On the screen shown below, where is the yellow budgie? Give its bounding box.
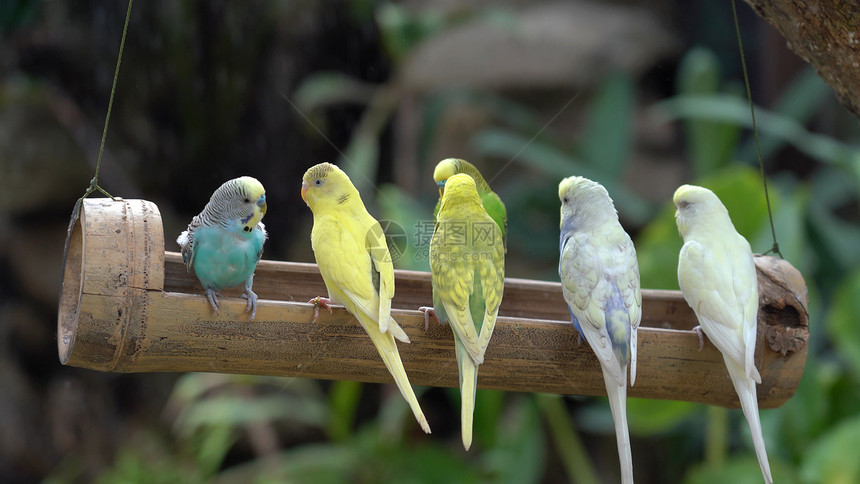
[422,173,505,450]
[301,162,430,434]
[674,184,772,484]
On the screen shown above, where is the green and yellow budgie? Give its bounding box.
[674,184,772,484]
[301,162,430,434]
[421,173,505,450]
[177,176,268,321]
[433,158,507,250]
[558,176,641,484]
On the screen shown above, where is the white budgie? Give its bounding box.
[558,176,641,484]
[674,184,772,484]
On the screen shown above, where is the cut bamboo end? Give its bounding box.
[58,198,164,368]
[58,198,809,409]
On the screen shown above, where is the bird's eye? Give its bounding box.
[244,198,250,203]
[678,200,690,209]
[314,179,323,186]
[562,197,569,204]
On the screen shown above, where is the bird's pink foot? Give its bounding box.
[692,325,705,351]
[309,296,334,323]
[418,306,439,331]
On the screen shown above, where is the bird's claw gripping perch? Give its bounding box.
[205,289,221,315]
[418,306,439,332]
[242,290,259,321]
[309,296,334,323]
[692,325,705,351]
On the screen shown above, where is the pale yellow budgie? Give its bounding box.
[674,184,772,484]
[301,162,430,434]
[558,176,641,484]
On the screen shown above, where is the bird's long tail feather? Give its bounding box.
[456,337,478,450]
[727,359,772,484]
[604,370,633,484]
[361,313,431,434]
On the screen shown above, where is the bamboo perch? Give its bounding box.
[58,199,809,408]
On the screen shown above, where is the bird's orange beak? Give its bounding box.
[301,180,309,203]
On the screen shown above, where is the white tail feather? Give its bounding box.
[726,358,772,484]
[604,370,633,484]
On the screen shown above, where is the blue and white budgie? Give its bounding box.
[558,176,641,484]
[674,184,772,484]
[177,176,268,321]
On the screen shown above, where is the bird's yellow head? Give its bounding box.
[238,176,267,231]
[673,184,728,237]
[439,173,481,211]
[433,158,490,198]
[558,175,615,230]
[301,162,357,212]
[209,176,266,232]
[433,158,460,196]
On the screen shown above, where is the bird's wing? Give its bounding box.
[560,232,626,385]
[366,220,395,334]
[430,219,483,364]
[177,215,202,272]
[476,222,505,355]
[678,240,748,367]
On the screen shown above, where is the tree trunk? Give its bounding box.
[743,0,860,118]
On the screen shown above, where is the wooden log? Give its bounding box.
[59,198,809,409]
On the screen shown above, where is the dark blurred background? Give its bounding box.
[2,1,859,483]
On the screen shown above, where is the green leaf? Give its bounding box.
[483,395,546,484]
[676,47,739,177]
[806,169,860,273]
[627,398,699,435]
[375,3,446,63]
[190,425,237,478]
[376,384,430,440]
[376,183,433,271]
[774,356,828,460]
[177,395,328,434]
[581,72,635,179]
[340,128,380,196]
[677,47,721,96]
[374,442,481,484]
[653,94,857,168]
[328,380,363,442]
[738,67,832,163]
[211,444,357,484]
[472,128,655,224]
[472,389,505,449]
[634,199,684,290]
[828,270,860,377]
[536,393,600,484]
[293,72,376,114]
[753,181,807,272]
[683,455,797,484]
[419,89,549,169]
[801,414,860,484]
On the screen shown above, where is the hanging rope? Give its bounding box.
[68,0,133,225]
[731,0,782,258]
